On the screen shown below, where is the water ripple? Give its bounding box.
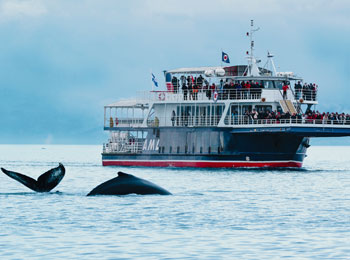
[0,145,349,259]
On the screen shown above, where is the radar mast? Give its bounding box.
[247,20,260,77]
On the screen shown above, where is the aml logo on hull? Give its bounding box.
[142,139,160,151]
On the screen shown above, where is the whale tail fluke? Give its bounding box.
[1,168,39,191]
[1,164,65,192]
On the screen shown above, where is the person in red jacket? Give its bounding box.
[282,82,289,99]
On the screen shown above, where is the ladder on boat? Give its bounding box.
[279,100,298,114]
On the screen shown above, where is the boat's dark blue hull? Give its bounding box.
[102,127,309,168]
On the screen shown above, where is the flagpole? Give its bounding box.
[220,48,223,67]
[150,69,154,92]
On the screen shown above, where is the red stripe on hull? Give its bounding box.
[102,160,302,168]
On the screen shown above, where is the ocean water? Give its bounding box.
[0,145,349,260]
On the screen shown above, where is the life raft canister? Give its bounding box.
[213,91,218,102]
[158,92,165,101]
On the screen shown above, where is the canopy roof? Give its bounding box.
[166,66,223,74]
[230,75,303,81]
[105,99,148,108]
[166,66,301,81]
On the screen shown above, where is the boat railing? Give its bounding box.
[143,89,269,102]
[103,140,144,154]
[147,115,221,127]
[107,118,144,128]
[224,116,350,126]
[140,88,318,103]
[294,89,317,102]
[140,88,314,103]
[145,115,350,128]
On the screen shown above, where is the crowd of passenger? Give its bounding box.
[170,75,318,101]
[231,109,350,125]
[294,81,318,101]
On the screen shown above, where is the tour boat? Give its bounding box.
[102,21,350,168]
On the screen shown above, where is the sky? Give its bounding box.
[0,0,349,144]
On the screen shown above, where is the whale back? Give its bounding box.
[87,172,171,196]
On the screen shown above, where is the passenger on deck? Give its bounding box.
[223,82,229,100]
[302,83,308,100]
[209,83,216,99]
[251,109,258,123]
[294,81,302,99]
[187,76,193,100]
[252,81,257,93]
[180,75,186,87]
[182,83,188,100]
[307,83,314,100]
[172,76,179,93]
[193,84,198,100]
[282,82,289,99]
[197,75,204,92]
[206,87,211,100]
[186,75,192,89]
[245,81,251,99]
[256,81,263,98]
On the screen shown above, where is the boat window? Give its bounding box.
[147,108,155,121]
[230,105,238,111]
[228,105,239,117]
[273,81,283,89]
[199,107,206,126]
[255,105,273,113]
[242,105,252,114]
[264,81,274,89]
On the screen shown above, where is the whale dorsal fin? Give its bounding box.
[117,172,133,178]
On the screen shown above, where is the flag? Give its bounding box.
[152,73,158,87]
[222,51,230,63]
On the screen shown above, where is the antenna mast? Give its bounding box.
[247,20,260,76]
[266,51,277,76]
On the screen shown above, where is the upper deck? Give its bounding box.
[104,35,327,134]
[103,85,350,138]
[103,62,327,132]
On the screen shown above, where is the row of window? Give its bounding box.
[158,145,223,154]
